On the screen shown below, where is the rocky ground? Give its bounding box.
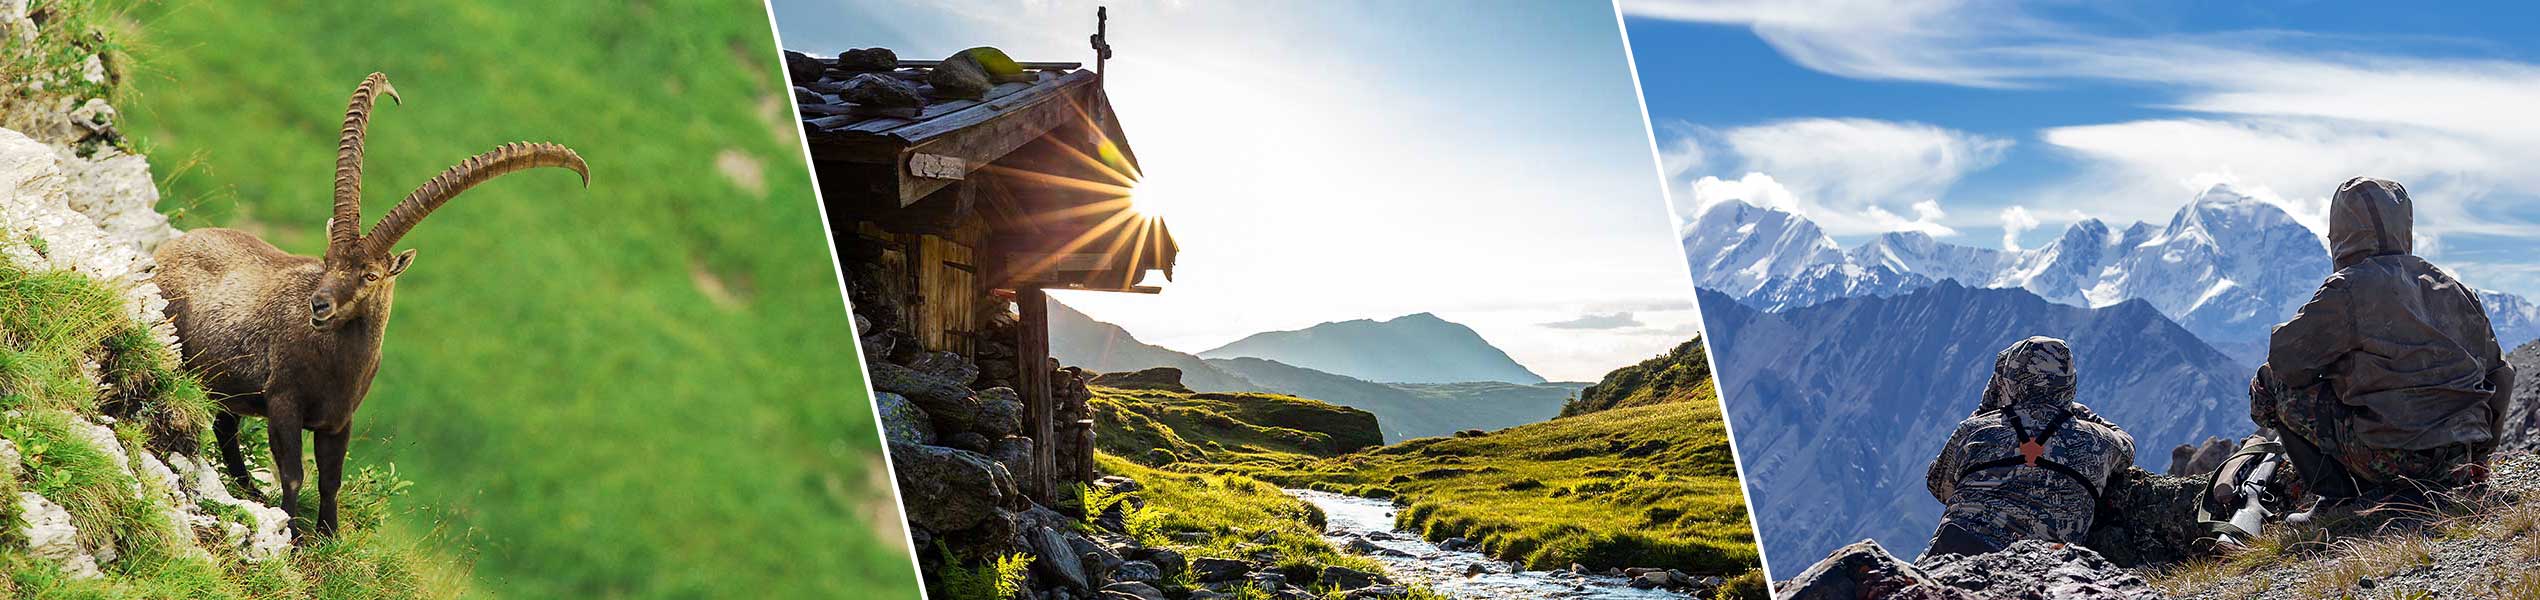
[2150,450,2540,599]
[2,1,298,579]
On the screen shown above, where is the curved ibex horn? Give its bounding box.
[331,73,400,257]
[362,142,589,255]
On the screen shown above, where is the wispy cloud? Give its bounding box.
[1540,312,1647,330]
[1626,0,2540,241]
[1675,118,2007,236]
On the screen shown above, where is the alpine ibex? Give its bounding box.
[154,73,587,539]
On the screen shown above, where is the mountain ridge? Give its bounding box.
[1683,184,2540,362]
[1050,300,1572,441]
[1198,312,1549,384]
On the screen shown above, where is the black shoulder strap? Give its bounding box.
[1957,409,2102,503]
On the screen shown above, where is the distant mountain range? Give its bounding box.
[1699,283,2249,577]
[1048,300,1576,441]
[1198,313,1549,384]
[1686,184,2540,364]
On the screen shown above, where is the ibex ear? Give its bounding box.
[387,249,418,276]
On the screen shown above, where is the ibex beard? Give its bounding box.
[153,72,588,540]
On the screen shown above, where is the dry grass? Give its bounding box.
[2300,535,2437,597]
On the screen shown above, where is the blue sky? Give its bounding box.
[773,1,1692,380]
[1624,0,2540,299]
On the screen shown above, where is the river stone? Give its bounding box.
[1191,557,1249,582]
[888,443,1011,533]
[1246,572,1286,591]
[974,387,1024,436]
[1343,586,1412,600]
[1102,581,1166,600]
[1321,565,1380,591]
[874,392,933,446]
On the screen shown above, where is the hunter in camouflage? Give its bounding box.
[2249,177,2517,501]
[1922,336,2136,559]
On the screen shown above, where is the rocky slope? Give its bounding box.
[1700,283,2247,578]
[2502,339,2540,455]
[1199,313,1547,384]
[1686,184,2540,365]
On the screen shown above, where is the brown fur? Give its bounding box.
[152,73,585,539]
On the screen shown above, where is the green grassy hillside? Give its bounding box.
[105,0,913,596]
[1269,400,1757,576]
[1090,386,1381,468]
[1560,337,1714,417]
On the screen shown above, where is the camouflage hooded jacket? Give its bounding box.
[1925,336,2136,549]
[2266,177,2514,452]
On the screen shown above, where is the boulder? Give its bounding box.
[782,50,823,83]
[887,443,1012,533]
[1245,572,1286,592]
[1113,560,1162,583]
[989,436,1033,484]
[1914,540,2162,599]
[842,73,924,110]
[974,387,1025,437]
[1090,367,1189,392]
[874,392,933,446]
[1099,582,1167,600]
[2167,436,2235,476]
[868,360,973,409]
[1776,540,1935,600]
[1140,548,1184,578]
[2084,467,2211,567]
[909,351,982,385]
[928,52,992,99]
[836,47,897,72]
[1630,571,1669,589]
[945,431,992,454]
[1030,526,1092,592]
[1190,557,1249,582]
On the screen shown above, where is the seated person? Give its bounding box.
[2249,177,2515,516]
[1924,336,2136,558]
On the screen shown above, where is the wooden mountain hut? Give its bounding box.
[791,34,1172,502]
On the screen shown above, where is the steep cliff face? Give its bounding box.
[1701,283,2247,577]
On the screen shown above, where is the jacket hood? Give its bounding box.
[2330,177,2414,268]
[1979,336,2077,411]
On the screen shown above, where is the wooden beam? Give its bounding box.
[1017,287,1056,504]
[908,153,966,179]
